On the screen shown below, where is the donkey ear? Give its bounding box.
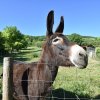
[55,16,64,33]
[46,10,54,37]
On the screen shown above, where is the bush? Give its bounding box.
[68,33,83,45]
[96,47,100,53]
[96,47,100,58]
[33,53,39,58]
[35,41,43,48]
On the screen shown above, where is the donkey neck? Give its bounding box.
[38,50,59,82]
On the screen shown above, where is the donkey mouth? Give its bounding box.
[73,60,87,69]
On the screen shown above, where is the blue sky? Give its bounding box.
[0,0,100,37]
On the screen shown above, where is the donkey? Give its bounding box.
[13,10,88,100]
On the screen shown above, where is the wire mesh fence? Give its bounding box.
[0,58,100,100]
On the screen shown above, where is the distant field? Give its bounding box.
[0,46,100,99]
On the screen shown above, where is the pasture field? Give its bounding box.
[0,46,100,100]
[52,59,100,99]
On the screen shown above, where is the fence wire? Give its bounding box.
[1,59,100,100]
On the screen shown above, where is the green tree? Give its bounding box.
[2,26,27,53]
[94,37,100,47]
[68,33,83,45]
[24,35,33,46]
[82,37,100,47]
[0,32,6,55]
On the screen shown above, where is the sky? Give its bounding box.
[0,0,100,37]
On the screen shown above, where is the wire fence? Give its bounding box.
[0,57,100,100]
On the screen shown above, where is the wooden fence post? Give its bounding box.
[2,57,13,100]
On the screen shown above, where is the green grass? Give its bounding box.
[52,59,100,99]
[12,46,41,62]
[0,47,100,99]
[0,46,41,74]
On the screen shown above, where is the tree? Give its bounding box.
[2,26,28,53]
[82,37,100,47]
[24,35,33,46]
[94,37,100,47]
[68,33,83,45]
[0,32,6,55]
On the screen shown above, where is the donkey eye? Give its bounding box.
[53,39,59,42]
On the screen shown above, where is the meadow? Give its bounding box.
[0,46,100,100]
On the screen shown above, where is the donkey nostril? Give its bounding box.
[79,53,84,57]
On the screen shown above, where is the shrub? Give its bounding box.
[96,47,100,59]
[96,47,100,53]
[35,41,43,48]
[33,53,39,58]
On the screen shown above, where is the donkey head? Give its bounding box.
[44,10,88,69]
